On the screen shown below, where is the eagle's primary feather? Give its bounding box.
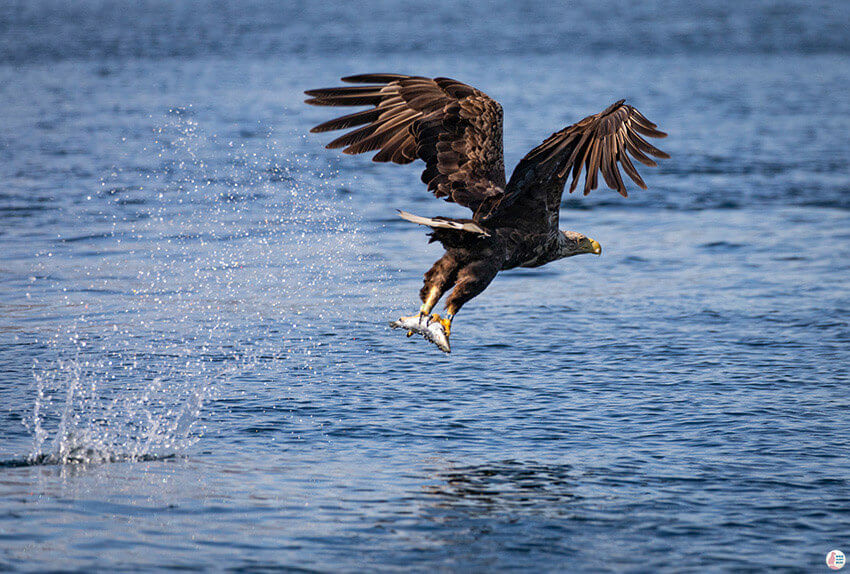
[306,75,506,220]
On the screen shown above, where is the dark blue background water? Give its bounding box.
[1,1,849,571]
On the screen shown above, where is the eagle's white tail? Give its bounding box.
[397,210,489,236]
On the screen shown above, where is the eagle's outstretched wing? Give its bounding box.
[503,100,668,226]
[305,74,506,219]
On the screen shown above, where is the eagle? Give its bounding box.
[305,74,668,353]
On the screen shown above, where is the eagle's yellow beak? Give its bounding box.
[588,238,602,255]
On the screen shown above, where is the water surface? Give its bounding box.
[1,1,849,572]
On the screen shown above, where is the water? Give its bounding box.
[1,1,849,571]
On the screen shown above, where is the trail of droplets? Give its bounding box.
[26,107,367,464]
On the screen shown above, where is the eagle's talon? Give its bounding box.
[439,316,452,337]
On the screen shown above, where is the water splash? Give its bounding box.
[23,106,366,465]
[25,357,211,465]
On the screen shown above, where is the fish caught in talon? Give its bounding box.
[390,313,451,353]
[308,73,667,352]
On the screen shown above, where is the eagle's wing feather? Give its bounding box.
[306,75,507,219]
[502,101,668,226]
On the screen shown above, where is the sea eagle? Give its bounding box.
[305,74,668,352]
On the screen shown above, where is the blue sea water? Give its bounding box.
[1,1,849,571]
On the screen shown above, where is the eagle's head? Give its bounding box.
[558,230,602,258]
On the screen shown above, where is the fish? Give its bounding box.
[389,314,451,353]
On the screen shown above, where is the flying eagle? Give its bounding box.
[305,74,668,352]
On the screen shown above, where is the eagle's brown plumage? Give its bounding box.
[305,74,668,352]
[306,74,506,219]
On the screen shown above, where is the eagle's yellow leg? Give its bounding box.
[420,286,441,316]
[440,305,458,337]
